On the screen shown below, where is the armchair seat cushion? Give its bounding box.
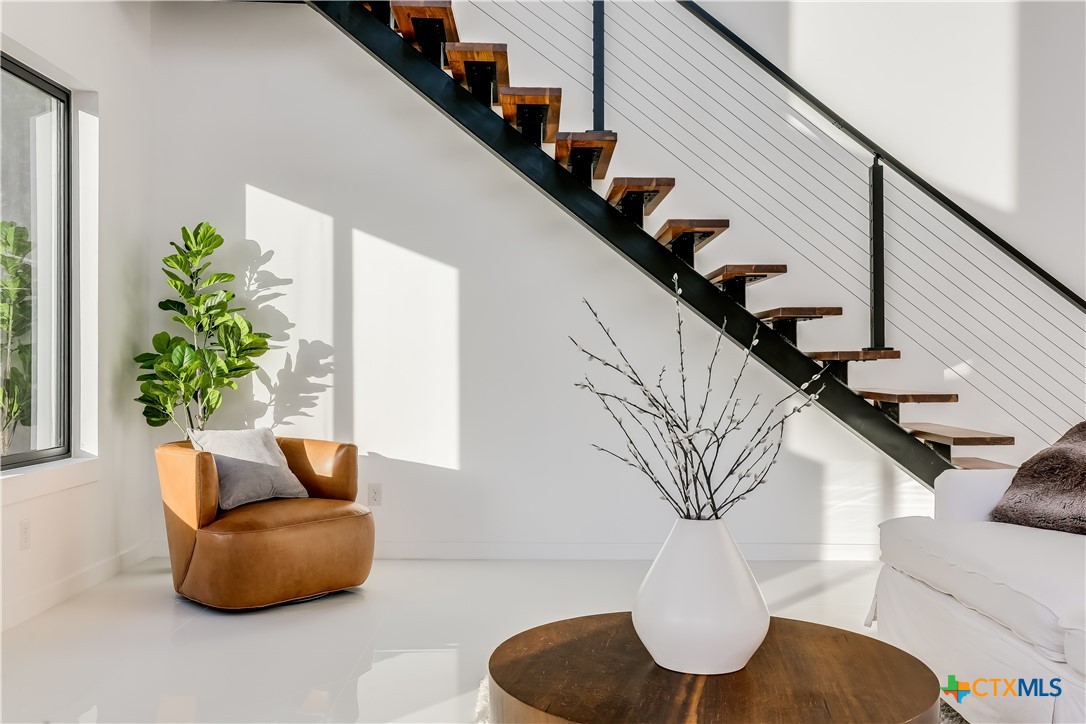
[180,499,375,609]
[206,497,371,534]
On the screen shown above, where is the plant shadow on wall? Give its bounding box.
[226,238,335,430]
[134,225,333,435]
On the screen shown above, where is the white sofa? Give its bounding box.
[870,468,1085,724]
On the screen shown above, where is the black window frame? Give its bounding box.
[1,52,72,470]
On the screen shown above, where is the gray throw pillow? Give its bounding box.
[990,421,1086,535]
[189,428,309,511]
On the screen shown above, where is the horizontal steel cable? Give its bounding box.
[471,0,1071,441]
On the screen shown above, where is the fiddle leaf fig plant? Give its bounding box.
[0,221,33,454]
[134,222,270,437]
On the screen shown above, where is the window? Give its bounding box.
[1,54,70,468]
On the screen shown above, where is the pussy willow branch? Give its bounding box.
[584,379,686,515]
[571,280,822,520]
[579,376,686,502]
[674,277,690,426]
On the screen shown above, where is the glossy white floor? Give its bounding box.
[2,558,882,723]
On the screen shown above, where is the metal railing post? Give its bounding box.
[868,155,890,351]
[592,0,605,131]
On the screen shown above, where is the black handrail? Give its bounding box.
[679,0,1086,314]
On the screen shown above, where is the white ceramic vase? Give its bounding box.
[632,518,770,675]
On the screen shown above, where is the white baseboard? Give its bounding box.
[2,540,156,631]
[374,540,881,561]
[739,543,881,561]
[375,540,662,560]
[144,538,170,559]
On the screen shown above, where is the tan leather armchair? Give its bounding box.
[155,437,375,609]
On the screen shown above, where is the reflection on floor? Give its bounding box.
[2,558,882,723]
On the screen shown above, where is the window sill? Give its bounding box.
[2,455,100,507]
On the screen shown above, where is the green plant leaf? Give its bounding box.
[201,273,235,288]
[162,254,191,275]
[203,389,222,416]
[152,331,171,353]
[170,344,198,369]
[158,299,187,314]
[172,315,199,331]
[167,278,194,298]
[154,360,180,380]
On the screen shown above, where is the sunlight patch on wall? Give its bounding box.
[244,184,334,438]
[944,359,976,383]
[352,230,460,470]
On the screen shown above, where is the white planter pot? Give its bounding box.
[632,518,770,675]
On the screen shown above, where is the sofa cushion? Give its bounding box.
[991,421,1086,534]
[880,516,1086,662]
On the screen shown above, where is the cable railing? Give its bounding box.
[467,0,1086,449]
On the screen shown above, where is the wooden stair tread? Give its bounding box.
[391,1,459,43]
[656,219,730,251]
[905,423,1015,446]
[499,87,562,143]
[854,389,958,403]
[606,177,676,215]
[807,349,901,362]
[446,43,510,98]
[755,307,843,322]
[953,457,1017,470]
[705,264,786,285]
[555,132,618,179]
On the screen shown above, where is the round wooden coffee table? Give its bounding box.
[489,613,938,723]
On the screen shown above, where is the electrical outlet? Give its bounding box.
[19,519,31,551]
[367,483,383,507]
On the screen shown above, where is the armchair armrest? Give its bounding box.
[277,437,359,501]
[155,442,220,529]
[934,468,1017,522]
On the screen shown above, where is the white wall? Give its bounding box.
[1,3,156,628]
[148,0,931,562]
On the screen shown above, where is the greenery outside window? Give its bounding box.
[1,54,70,468]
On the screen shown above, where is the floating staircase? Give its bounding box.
[807,349,901,386]
[755,307,843,347]
[390,0,458,66]
[310,0,1023,485]
[705,263,784,307]
[656,219,730,266]
[904,423,1015,462]
[446,42,509,105]
[606,177,675,228]
[499,87,562,147]
[555,131,617,185]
